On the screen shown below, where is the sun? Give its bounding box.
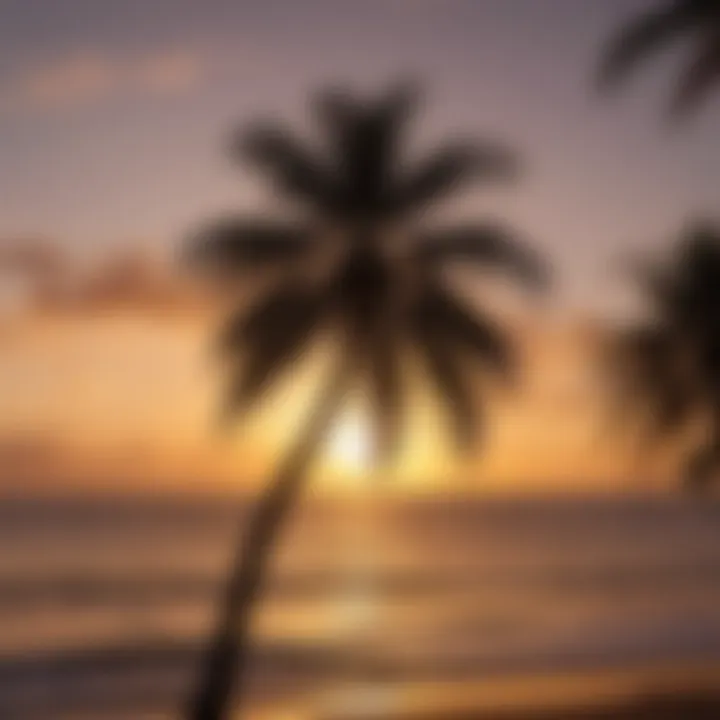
[326,410,372,474]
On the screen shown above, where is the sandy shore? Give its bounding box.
[313,693,720,719]
[297,666,720,720]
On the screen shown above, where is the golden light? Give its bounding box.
[325,408,373,477]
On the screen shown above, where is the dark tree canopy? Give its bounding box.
[599,0,720,116]
[188,84,547,463]
[609,222,720,491]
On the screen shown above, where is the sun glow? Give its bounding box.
[325,410,373,475]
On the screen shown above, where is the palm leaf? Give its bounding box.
[416,223,548,290]
[332,247,403,462]
[414,283,515,382]
[645,361,696,438]
[683,440,720,491]
[220,284,326,419]
[340,113,392,214]
[612,326,695,440]
[682,222,720,262]
[377,81,420,129]
[599,2,697,90]
[314,87,362,138]
[333,248,393,344]
[237,124,336,211]
[412,321,479,451]
[317,83,417,152]
[321,84,419,217]
[671,31,720,115]
[623,255,678,318]
[392,143,517,215]
[673,225,720,326]
[366,329,403,464]
[188,219,315,272]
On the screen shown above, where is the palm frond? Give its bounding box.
[220,284,326,419]
[219,283,323,355]
[188,219,315,273]
[366,330,404,465]
[237,124,336,211]
[623,256,678,317]
[611,326,696,440]
[392,143,517,215]
[332,246,403,461]
[314,87,362,139]
[333,248,393,343]
[317,83,417,152]
[671,32,720,115]
[340,114,393,214]
[598,2,697,90]
[645,363,696,438]
[377,81,421,128]
[683,440,720,491]
[322,84,419,217]
[672,225,720,326]
[412,322,479,451]
[679,222,720,271]
[414,283,515,381]
[416,223,548,290]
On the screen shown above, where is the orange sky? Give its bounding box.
[4,0,718,495]
[0,247,676,495]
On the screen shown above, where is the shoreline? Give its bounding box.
[296,665,720,720]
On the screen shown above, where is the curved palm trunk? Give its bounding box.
[187,357,352,720]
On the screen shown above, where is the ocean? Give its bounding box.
[2,492,720,719]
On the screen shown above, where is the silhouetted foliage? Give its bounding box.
[185,83,547,720]
[192,84,546,460]
[599,0,720,116]
[609,222,720,492]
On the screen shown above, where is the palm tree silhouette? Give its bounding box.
[599,0,720,116]
[185,84,547,720]
[609,222,720,492]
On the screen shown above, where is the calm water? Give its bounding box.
[2,493,720,719]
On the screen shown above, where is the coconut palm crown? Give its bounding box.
[184,84,547,720]
[610,222,720,491]
[599,0,720,116]
[191,85,547,460]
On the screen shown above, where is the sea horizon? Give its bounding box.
[3,490,720,718]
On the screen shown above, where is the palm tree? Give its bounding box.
[185,84,547,720]
[598,0,720,116]
[608,222,720,492]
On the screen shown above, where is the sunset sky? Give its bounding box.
[1,0,717,493]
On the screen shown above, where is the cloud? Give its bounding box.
[0,434,100,489]
[37,251,207,317]
[0,238,68,317]
[0,434,67,473]
[7,47,207,112]
[0,433,140,487]
[136,49,204,95]
[45,251,203,316]
[18,51,117,109]
[0,429,258,491]
[0,238,66,278]
[0,239,206,318]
